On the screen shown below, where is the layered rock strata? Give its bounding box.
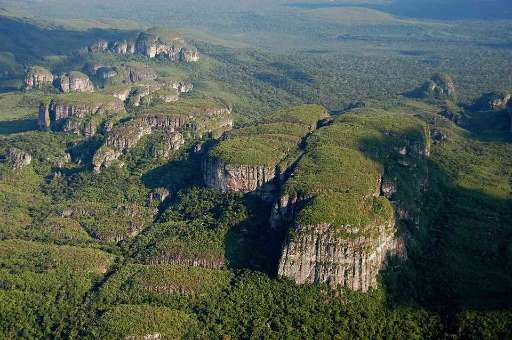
[276,111,430,291]
[93,103,232,171]
[203,105,329,197]
[38,94,125,135]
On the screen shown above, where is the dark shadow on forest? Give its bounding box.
[0,14,135,74]
[0,118,37,135]
[356,133,512,316]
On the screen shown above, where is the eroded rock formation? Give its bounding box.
[417,74,456,99]
[57,72,94,93]
[93,104,232,171]
[24,66,53,90]
[4,147,32,170]
[88,31,199,63]
[275,111,430,291]
[38,95,125,135]
[203,158,276,193]
[203,105,329,198]
[278,220,402,291]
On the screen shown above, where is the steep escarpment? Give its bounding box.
[203,105,329,197]
[276,110,431,291]
[93,98,232,171]
[85,63,159,88]
[38,93,125,135]
[88,30,199,63]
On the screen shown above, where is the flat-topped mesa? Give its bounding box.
[57,71,95,93]
[92,99,232,172]
[276,110,431,291]
[38,93,125,135]
[23,66,54,90]
[88,30,199,63]
[203,105,329,197]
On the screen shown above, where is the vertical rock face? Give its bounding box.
[203,157,276,193]
[203,104,329,197]
[38,102,50,130]
[87,31,199,63]
[24,66,54,90]
[37,95,125,134]
[57,72,94,93]
[275,111,430,291]
[278,221,402,291]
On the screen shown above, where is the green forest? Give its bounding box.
[0,1,511,339]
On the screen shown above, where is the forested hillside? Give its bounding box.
[0,2,511,339]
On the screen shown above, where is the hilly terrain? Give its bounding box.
[0,1,511,339]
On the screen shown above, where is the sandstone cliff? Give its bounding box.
[416,74,456,100]
[38,94,125,135]
[203,105,329,197]
[278,220,402,291]
[93,102,232,171]
[88,31,199,63]
[57,71,94,93]
[203,157,276,193]
[276,110,430,291]
[24,66,53,90]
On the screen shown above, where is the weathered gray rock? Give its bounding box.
[4,147,32,170]
[488,92,511,110]
[278,221,403,291]
[88,31,199,63]
[57,72,94,93]
[152,131,184,158]
[38,95,125,135]
[24,66,54,90]
[419,74,456,99]
[203,157,276,193]
[148,188,171,204]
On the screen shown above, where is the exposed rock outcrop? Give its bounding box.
[151,131,185,158]
[278,220,402,291]
[38,94,125,135]
[415,74,456,100]
[275,111,430,291]
[57,72,94,93]
[93,103,232,171]
[203,105,329,197]
[148,188,171,204]
[24,66,53,90]
[88,31,199,63]
[203,157,276,193]
[489,92,511,110]
[4,147,32,170]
